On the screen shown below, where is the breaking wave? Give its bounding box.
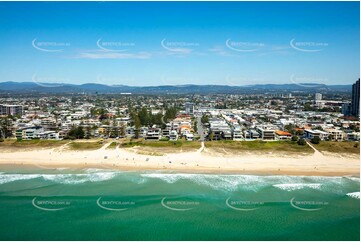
[0,174,42,185]
[0,171,119,185]
[273,183,322,191]
[346,192,360,199]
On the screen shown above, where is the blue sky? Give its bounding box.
[0,1,359,86]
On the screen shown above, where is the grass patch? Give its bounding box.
[313,141,360,154]
[205,140,313,153]
[106,142,118,149]
[0,139,69,148]
[68,141,103,150]
[120,139,200,149]
[136,150,164,156]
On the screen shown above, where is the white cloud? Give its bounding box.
[74,51,151,59]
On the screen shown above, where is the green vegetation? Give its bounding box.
[68,141,103,150]
[311,136,321,144]
[314,141,360,154]
[0,117,14,138]
[106,142,118,149]
[130,106,178,130]
[67,126,85,139]
[205,140,312,153]
[0,139,69,148]
[121,139,200,149]
[291,136,298,142]
[297,138,306,146]
[201,114,209,124]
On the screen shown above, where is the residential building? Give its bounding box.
[232,126,243,141]
[185,133,194,141]
[315,93,322,101]
[342,102,352,116]
[351,78,360,117]
[145,128,161,140]
[304,129,329,140]
[275,130,292,140]
[16,126,44,140]
[0,104,23,116]
[256,127,275,140]
[169,130,178,141]
[324,128,343,141]
[185,102,194,114]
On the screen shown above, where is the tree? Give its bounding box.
[284,124,295,134]
[120,123,126,137]
[209,133,214,141]
[193,120,198,133]
[134,116,141,138]
[0,117,13,138]
[296,129,304,136]
[68,126,85,139]
[201,114,209,124]
[164,107,177,121]
[138,107,150,126]
[85,126,91,139]
[291,136,299,142]
[311,136,321,144]
[297,138,306,145]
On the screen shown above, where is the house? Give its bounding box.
[232,126,243,141]
[145,128,161,140]
[324,128,343,141]
[38,131,61,140]
[185,133,194,141]
[343,130,360,141]
[304,129,329,140]
[162,129,170,138]
[275,130,292,140]
[15,126,44,140]
[243,129,260,140]
[169,130,178,141]
[256,127,275,140]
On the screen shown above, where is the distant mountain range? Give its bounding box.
[0,81,352,94]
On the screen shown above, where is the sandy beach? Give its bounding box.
[0,142,359,176]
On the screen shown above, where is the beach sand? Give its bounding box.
[0,142,359,176]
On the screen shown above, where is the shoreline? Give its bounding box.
[0,144,359,177]
[0,163,359,177]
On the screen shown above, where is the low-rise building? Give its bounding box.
[16,126,44,140]
[275,130,292,140]
[304,129,329,140]
[256,127,275,140]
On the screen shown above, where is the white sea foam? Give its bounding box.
[273,183,322,191]
[140,173,292,191]
[346,192,360,199]
[344,176,360,182]
[0,171,118,185]
[0,174,42,184]
[42,172,118,184]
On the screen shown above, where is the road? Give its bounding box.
[196,115,205,142]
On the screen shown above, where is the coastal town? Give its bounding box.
[0,80,359,148]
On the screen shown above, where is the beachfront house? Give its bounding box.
[185,133,194,141]
[15,126,44,140]
[232,126,243,141]
[169,130,178,141]
[145,128,161,140]
[275,130,292,140]
[38,131,62,140]
[324,128,344,141]
[304,129,329,141]
[256,127,275,140]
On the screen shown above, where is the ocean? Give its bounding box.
[0,166,359,241]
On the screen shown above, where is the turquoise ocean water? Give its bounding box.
[0,165,359,241]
